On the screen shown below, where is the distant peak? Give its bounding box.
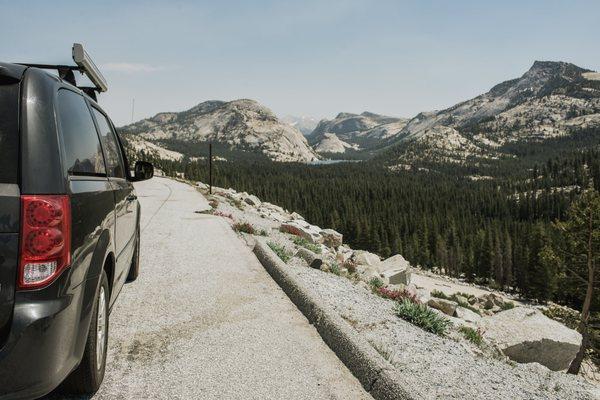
[526,60,590,75]
[335,112,358,119]
[227,98,262,106]
[360,111,382,118]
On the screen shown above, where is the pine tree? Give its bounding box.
[556,190,600,375]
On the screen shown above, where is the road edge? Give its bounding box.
[253,239,419,400]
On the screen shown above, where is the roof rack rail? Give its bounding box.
[17,43,108,101]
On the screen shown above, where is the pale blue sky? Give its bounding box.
[2,0,599,125]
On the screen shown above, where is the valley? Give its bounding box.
[120,60,600,381]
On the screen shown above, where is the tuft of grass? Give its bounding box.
[459,326,483,346]
[455,292,475,300]
[371,341,398,366]
[454,298,481,315]
[431,289,450,300]
[232,222,255,234]
[369,277,384,290]
[229,198,244,210]
[500,301,515,310]
[268,242,292,263]
[330,262,341,276]
[542,305,580,330]
[394,299,451,336]
[292,236,322,254]
[257,229,269,237]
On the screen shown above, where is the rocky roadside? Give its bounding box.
[190,180,599,400]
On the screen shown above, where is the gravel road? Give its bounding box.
[46,177,370,400]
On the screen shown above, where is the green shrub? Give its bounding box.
[292,236,322,254]
[454,298,481,315]
[369,277,384,290]
[542,305,580,330]
[431,290,450,300]
[229,198,244,210]
[330,262,341,276]
[394,299,451,336]
[232,222,255,234]
[455,292,475,300]
[501,301,515,310]
[459,326,483,346]
[268,242,292,263]
[257,229,269,237]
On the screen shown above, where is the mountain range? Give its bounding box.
[120,61,600,166]
[380,61,600,167]
[307,112,409,154]
[120,99,318,163]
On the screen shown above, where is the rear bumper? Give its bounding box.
[0,274,85,400]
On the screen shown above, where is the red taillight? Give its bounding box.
[19,195,71,290]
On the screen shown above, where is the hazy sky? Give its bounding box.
[2,0,599,126]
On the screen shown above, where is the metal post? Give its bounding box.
[209,142,213,194]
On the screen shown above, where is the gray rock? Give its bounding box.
[479,293,505,309]
[356,265,380,283]
[455,306,481,323]
[321,228,343,248]
[281,220,323,244]
[428,298,458,316]
[243,194,261,206]
[295,248,323,269]
[380,268,411,285]
[290,211,305,220]
[260,202,288,215]
[354,251,381,266]
[377,254,410,273]
[481,307,582,371]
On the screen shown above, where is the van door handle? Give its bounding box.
[126,194,137,201]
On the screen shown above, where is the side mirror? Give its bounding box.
[133,161,153,181]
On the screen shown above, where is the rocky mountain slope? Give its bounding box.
[382,61,600,165]
[120,99,318,163]
[308,112,409,154]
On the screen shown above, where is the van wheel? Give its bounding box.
[126,227,140,282]
[62,270,109,394]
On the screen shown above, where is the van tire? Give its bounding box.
[61,270,110,394]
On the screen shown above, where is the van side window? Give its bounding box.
[57,90,106,176]
[92,109,125,178]
[0,81,19,184]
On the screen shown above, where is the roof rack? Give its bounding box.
[17,43,108,101]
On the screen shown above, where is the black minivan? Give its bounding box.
[0,60,152,399]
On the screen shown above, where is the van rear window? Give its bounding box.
[0,82,19,184]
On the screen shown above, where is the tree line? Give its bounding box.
[126,137,599,374]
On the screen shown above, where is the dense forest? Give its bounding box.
[125,133,600,372]
[128,138,599,314]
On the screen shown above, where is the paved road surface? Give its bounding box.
[49,177,370,399]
